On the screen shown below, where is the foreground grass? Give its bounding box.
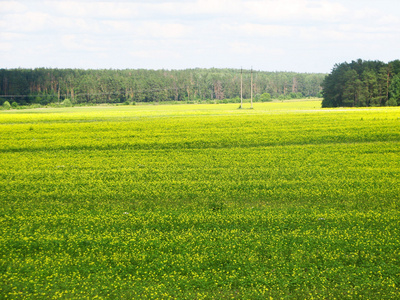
[1,101,399,299]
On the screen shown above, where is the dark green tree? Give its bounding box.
[389,74,400,106]
[322,59,399,107]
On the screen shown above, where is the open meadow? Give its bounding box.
[1,100,400,299]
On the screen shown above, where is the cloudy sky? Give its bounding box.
[1,0,400,73]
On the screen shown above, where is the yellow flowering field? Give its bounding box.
[0,101,399,299]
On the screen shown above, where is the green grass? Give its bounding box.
[1,101,400,299]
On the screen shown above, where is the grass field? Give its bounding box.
[1,100,400,299]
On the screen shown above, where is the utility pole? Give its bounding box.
[240,68,243,109]
[251,67,253,109]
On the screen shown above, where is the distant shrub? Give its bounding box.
[227,98,238,103]
[62,99,72,107]
[11,102,18,108]
[259,93,272,102]
[131,102,136,105]
[278,95,286,101]
[123,101,130,105]
[40,98,50,106]
[3,101,11,110]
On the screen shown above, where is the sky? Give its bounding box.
[1,0,400,73]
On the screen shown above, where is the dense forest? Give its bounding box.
[322,59,400,107]
[0,68,325,106]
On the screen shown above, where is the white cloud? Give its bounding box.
[339,23,400,35]
[225,23,293,38]
[140,22,191,39]
[353,7,378,20]
[0,32,25,40]
[1,11,49,32]
[0,42,13,52]
[298,24,399,44]
[130,49,181,60]
[102,21,191,38]
[1,0,400,72]
[230,42,265,55]
[0,1,27,14]
[190,0,243,14]
[230,41,285,56]
[376,14,400,26]
[48,1,140,18]
[303,0,348,21]
[41,0,349,22]
[243,0,347,22]
[60,34,104,52]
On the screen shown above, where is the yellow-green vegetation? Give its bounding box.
[1,101,399,299]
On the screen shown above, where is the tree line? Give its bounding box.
[322,59,400,107]
[0,68,325,106]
